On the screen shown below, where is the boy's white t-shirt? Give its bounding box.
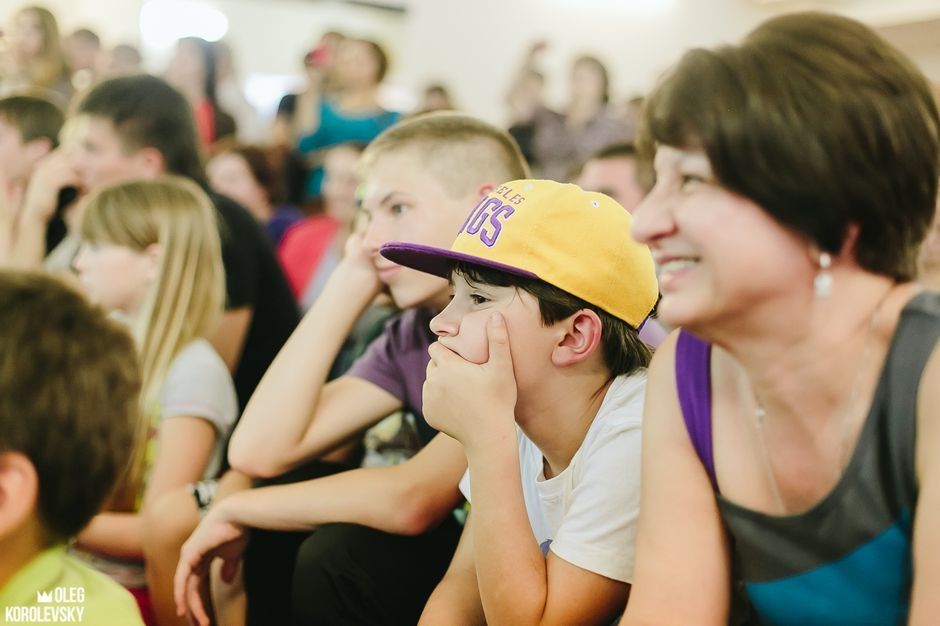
[458,372,645,583]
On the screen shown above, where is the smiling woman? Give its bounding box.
[622,11,940,626]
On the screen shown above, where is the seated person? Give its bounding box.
[175,112,530,626]
[71,178,238,621]
[0,95,65,266]
[0,271,144,624]
[379,179,658,624]
[206,143,303,247]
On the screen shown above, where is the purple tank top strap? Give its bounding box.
[675,330,718,491]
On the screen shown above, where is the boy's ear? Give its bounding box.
[475,182,497,199]
[0,452,39,540]
[551,309,603,367]
[132,147,167,179]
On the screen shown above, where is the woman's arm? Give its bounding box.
[621,332,732,625]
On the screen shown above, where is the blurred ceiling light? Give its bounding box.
[140,0,229,50]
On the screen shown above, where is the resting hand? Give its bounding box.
[173,508,250,626]
[423,312,518,451]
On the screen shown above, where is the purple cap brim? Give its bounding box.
[380,242,540,281]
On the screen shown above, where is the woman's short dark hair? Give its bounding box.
[640,12,940,281]
[454,262,652,378]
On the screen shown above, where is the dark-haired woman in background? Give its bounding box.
[165,37,236,148]
[622,12,940,626]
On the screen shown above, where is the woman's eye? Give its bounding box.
[390,203,409,215]
[470,294,489,305]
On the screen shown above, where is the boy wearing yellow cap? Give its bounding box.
[381,179,658,625]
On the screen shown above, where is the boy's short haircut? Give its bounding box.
[360,112,530,197]
[0,272,141,543]
[77,74,205,183]
[0,95,64,147]
[455,262,652,377]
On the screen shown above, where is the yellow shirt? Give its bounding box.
[0,545,144,625]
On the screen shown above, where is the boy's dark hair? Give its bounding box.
[0,272,140,543]
[640,12,940,281]
[78,74,205,183]
[0,95,64,147]
[455,263,652,377]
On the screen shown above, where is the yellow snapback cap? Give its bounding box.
[380,179,658,328]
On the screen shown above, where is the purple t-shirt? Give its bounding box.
[346,308,438,445]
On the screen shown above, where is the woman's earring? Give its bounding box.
[814,252,833,299]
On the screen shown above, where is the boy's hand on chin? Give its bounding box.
[423,312,517,451]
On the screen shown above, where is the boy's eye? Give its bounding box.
[679,173,706,191]
[470,294,489,305]
[389,203,409,215]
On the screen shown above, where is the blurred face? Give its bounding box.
[207,152,270,221]
[165,40,206,91]
[422,89,451,112]
[360,148,481,309]
[65,36,99,72]
[73,116,153,191]
[0,118,30,182]
[430,272,555,389]
[632,145,811,329]
[570,59,605,104]
[334,40,381,88]
[73,241,156,314]
[322,146,361,224]
[11,11,43,58]
[576,156,644,213]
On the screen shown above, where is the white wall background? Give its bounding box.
[2,0,939,126]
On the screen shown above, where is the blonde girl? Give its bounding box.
[1,6,71,103]
[71,176,237,612]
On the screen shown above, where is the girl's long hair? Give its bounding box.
[80,176,225,510]
[14,6,69,91]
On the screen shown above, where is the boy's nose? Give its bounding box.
[429,307,458,337]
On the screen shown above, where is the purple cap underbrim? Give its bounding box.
[380,242,540,282]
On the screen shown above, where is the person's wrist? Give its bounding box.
[462,411,516,458]
[333,259,382,296]
[21,196,54,224]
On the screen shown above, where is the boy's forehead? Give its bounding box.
[360,151,429,205]
[0,116,18,135]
